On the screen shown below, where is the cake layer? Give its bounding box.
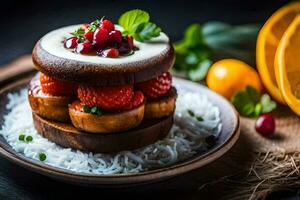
[32,25,175,86]
[33,112,173,153]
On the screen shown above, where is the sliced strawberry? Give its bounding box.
[137,72,172,99]
[77,84,134,111]
[40,73,77,96]
[84,31,94,42]
[124,91,145,110]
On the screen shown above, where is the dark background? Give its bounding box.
[0,0,291,65]
[0,0,297,199]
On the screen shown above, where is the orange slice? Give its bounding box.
[275,15,300,115]
[256,1,300,104]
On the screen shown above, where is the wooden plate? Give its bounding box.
[0,73,240,187]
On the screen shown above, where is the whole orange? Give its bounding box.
[206,59,263,99]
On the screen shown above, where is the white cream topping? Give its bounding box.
[40,25,170,65]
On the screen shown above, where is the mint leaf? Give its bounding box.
[83,105,91,113]
[134,22,161,42]
[119,9,150,34]
[231,90,253,116]
[246,86,260,103]
[254,103,263,117]
[242,103,255,116]
[71,28,85,37]
[231,86,277,117]
[261,94,277,113]
[184,24,203,47]
[173,24,212,80]
[187,59,212,81]
[118,9,161,41]
[90,106,98,114]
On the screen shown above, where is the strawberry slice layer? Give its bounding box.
[137,72,172,99]
[124,91,145,110]
[77,84,134,111]
[40,73,77,96]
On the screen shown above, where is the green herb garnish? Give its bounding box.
[173,22,260,81]
[174,24,212,81]
[38,153,46,161]
[18,134,25,141]
[83,105,102,115]
[187,109,195,117]
[118,9,161,42]
[231,86,277,117]
[187,109,204,121]
[83,105,91,113]
[71,28,85,37]
[196,116,204,121]
[90,106,97,114]
[25,136,33,142]
[88,19,100,32]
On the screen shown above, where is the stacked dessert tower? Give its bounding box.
[29,13,176,153]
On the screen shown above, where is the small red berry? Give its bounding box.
[75,42,93,54]
[100,19,115,32]
[64,37,78,49]
[127,36,134,49]
[84,31,94,42]
[93,27,109,48]
[101,48,119,58]
[109,30,122,44]
[255,114,275,137]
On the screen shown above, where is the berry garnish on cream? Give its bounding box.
[63,9,162,58]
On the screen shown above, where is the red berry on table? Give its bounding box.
[93,27,109,48]
[137,72,172,99]
[77,84,134,111]
[100,19,115,32]
[75,42,93,54]
[255,113,275,137]
[64,37,78,49]
[109,30,122,44]
[40,73,77,96]
[84,31,94,42]
[101,48,119,58]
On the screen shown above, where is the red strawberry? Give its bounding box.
[124,91,145,110]
[137,72,172,99]
[40,73,77,96]
[109,30,122,44]
[77,84,134,111]
[84,31,94,42]
[101,48,119,58]
[100,19,115,32]
[93,27,109,48]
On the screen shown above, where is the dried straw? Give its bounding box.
[199,148,300,200]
